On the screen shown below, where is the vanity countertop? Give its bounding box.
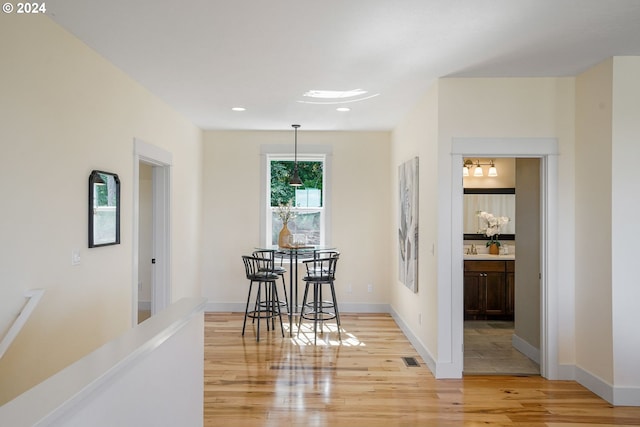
[463,253,515,261]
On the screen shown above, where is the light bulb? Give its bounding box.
[488,166,498,177]
[463,166,469,177]
[473,166,483,177]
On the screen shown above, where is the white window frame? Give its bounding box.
[260,144,332,248]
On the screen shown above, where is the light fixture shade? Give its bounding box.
[290,167,303,186]
[488,166,498,177]
[463,166,469,177]
[473,166,483,177]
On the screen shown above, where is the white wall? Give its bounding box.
[0,14,202,403]
[388,77,575,377]
[438,77,576,377]
[390,83,440,366]
[611,57,640,402]
[575,60,614,384]
[514,158,541,350]
[201,130,391,312]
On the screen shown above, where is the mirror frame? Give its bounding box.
[89,170,121,248]
[463,187,515,241]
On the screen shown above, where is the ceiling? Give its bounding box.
[45,0,640,131]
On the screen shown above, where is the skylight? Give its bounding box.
[298,89,380,105]
[303,89,368,99]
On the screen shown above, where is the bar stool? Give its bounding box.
[252,249,289,313]
[241,255,285,341]
[297,251,341,344]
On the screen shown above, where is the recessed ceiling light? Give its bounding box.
[231,107,246,112]
[336,107,350,112]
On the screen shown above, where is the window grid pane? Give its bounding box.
[268,158,324,246]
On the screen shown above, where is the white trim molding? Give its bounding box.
[441,137,560,380]
[0,289,45,360]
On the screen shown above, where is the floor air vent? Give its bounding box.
[402,357,420,367]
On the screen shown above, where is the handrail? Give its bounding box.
[0,289,45,360]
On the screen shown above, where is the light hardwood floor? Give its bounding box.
[204,313,640,426]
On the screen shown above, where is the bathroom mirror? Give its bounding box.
[89,170,120,248]
[463,188,515,240]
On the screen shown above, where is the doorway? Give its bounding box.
[138,163,153,323]
[462,157,541,375]
[132,139,172,326]
[442,137,559,380]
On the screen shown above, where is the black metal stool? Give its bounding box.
[252,249,289,314]
[241,255,285,341]
[297,251,341,344]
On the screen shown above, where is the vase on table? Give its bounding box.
[278,222,291,248]
[488,242,500,255]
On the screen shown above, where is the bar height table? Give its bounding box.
[256,245,336,336]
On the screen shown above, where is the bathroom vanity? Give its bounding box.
[463,256,514,321]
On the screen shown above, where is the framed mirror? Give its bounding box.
[89,170,120,248]
[463,188,515,240]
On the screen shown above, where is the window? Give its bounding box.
[266,155,326,246]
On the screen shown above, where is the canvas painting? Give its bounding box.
[398,157,418,292]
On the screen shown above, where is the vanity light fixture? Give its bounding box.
[463,159,498,177]
[289,124,303,187]
[488,161,498,177]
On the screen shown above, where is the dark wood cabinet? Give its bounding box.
[464,260,514,321]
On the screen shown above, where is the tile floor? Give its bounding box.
[138,310,151,323]
[463,320,540,375]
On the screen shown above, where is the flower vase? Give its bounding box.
[489,242,499,255]
[278,222,292,248]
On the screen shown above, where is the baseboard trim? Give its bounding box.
[511,333,540,364]
[572,366,640,406]
[613,385,640,406]
[575,365,614,404]
[389,307,437,376]
[204,301,390,314]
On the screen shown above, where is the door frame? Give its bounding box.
[442,137,559,379]
[132,139,172,326]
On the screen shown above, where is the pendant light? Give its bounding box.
[289,124,303,186]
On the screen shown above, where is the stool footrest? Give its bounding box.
[300,310,337,322]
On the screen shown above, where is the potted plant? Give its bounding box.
[276,200,297,247]
[477,211,510,255]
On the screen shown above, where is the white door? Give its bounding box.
[133,139,172,326]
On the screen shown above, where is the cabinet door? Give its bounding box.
[484,271,506,316]
[464,272,484,320]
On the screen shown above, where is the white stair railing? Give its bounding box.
[0,289,45,359]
